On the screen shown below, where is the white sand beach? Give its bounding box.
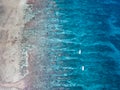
[0,0,27,90]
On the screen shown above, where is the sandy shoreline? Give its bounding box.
[0,0,28,90]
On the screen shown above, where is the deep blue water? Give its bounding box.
[23,0,120,90]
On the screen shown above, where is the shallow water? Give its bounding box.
[23,0,120,90]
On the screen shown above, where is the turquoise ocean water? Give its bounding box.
[23,0,120,90]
